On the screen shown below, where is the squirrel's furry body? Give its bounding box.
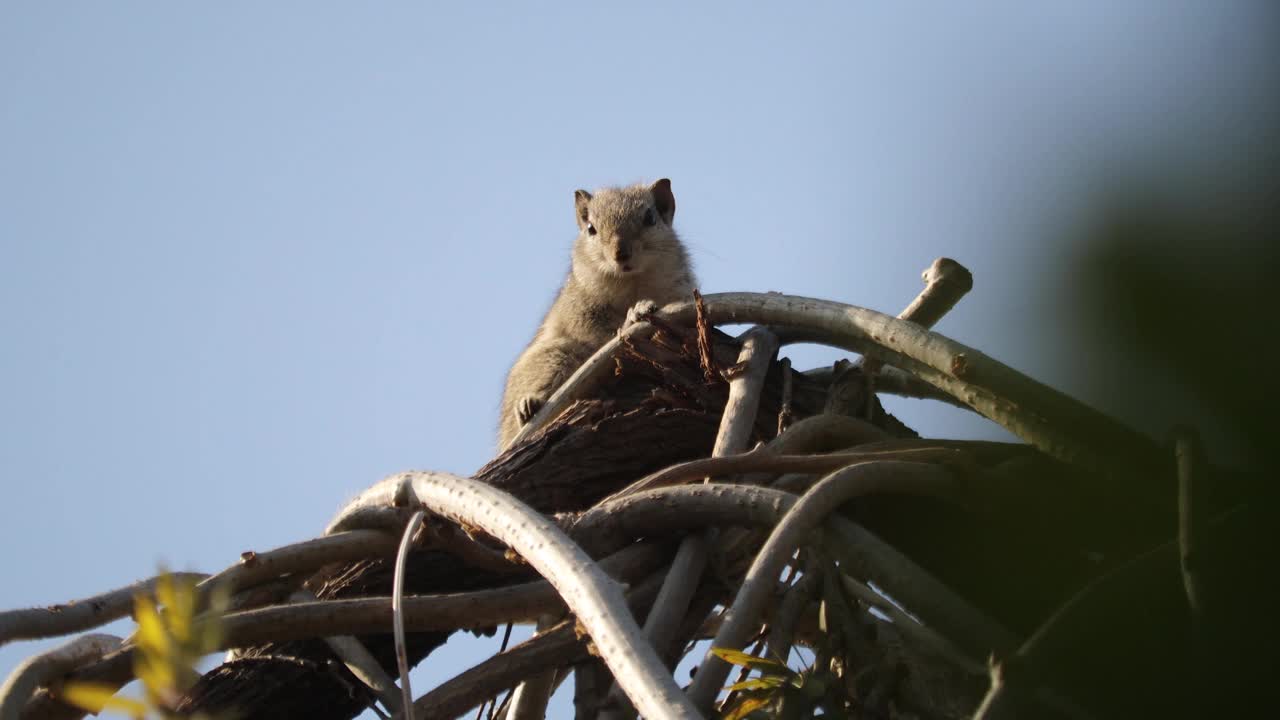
[499,179,696,447]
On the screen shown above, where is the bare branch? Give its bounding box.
[290,590,403,717]
[410,620,586,720]
[712,327,778,457]
[836,574,983,674]
[687,461,960,711]
[200,529,399,603]
[806,364,970,408]
[505,320,656,450]
[601,443,966,504]
[0,634,121,720]
[0,574,205,646]
[897,257,975,330]
[393,510,426,720]
[405,571,667,720]
[214,542,666,646]
[764,413,892,453]
[332,472,702,720]
[656,292,1165,478]
[766,554,822,661]
[777,356,793,434]
[1173,426,1207,625]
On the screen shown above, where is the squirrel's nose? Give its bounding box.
[614,247,632,263]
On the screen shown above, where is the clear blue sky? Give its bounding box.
[2,2,1273,716]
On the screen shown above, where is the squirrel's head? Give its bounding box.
[573,179,678,278]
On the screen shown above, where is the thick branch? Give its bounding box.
[0,634,122,720]
[658,292,1165,481]
[0,574,205,646]
[332,472,701,720]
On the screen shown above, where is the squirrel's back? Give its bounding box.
[498,179,697,447]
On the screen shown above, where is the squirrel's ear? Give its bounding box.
[651,179,675,225]
[574,189,592,230]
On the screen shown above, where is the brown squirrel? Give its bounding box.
[499,178,697,447]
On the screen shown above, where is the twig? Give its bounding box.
[686,461,959,711]
[824,358,865,416]
[861,258,973,416]
[479,623,516,720]
[694,289,718,382]
[777,356,793,435]
[0,574,205,646]
[198,529,399,606]
[805,364,970,408]
[819,519,1018,661]
[896,257,975,329]
[425,522,527,575]
[332,472,702,720]
[1173,426,1207,625]
[600,443,965,505]
[766,554,822,662]
[710,327,777,456]
[572,659,610,720]
[641,532,710,660]
[408,620,586,720]
[393,510,426,720]
[835,574,983,673]
[764,413,892,452]
[404,571,667,720]
[0,634,121,720]
[290,590,403,716]
[504,319,656,450]
[505,616,561,720]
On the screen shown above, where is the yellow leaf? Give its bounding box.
[134,651,176,697]
[133,593,172,661]
[60,682,148,718]
[708,647,791,675]
[156,574,196,644]
[725,677,785,692]
[720,693,771,720]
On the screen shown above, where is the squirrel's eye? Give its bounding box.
[587,223,597,236]
[643,208,656,227]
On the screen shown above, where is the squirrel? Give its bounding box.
[498,178,697,448]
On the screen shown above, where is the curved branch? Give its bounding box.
[774,414,894,452]
[19,544,666,720]
[601,443,967,503]
[0,634,122,720]
[0,574,205,647]
[686,461,960,711]
[200,530,399,602]
[334,472,702,720]
[805,365,969,408]
[657,292,1162,479]
[393,510,426,720]
[214,542,665,646]
[407,570,667,720]
[505,320,657,449]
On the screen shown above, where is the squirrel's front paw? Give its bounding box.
[624,299,660,329]
[516,396,545,425]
